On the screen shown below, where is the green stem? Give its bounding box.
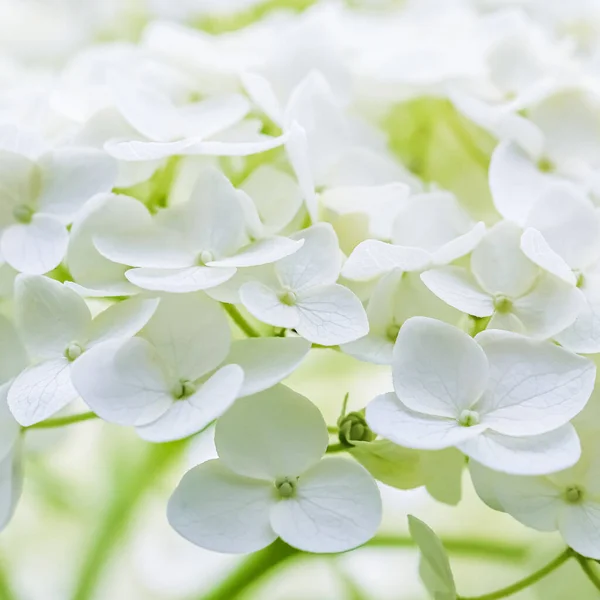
[327,425,339,434]
[575,554,600,591]
[0,556,17,600]
[458,549,572,600]
[326,443,348,454]
[223,304,260,338]
[312,343,341,352]
[198,540,298,600]
[199,535,529,600]
[25,411,98,430]
[71,440,185,600]
[366,536,527,561]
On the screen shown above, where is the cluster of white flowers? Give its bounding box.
[3,0,600,596]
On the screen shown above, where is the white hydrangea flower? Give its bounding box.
[366,317,595,475]
[0,146,116,274]
[470,430,600,559]
[421,220,584,339]
[167,385,382,553]
[7,274,159,425]
[71,293,311,441]
[239,223,369,345]
[93,167,303,293]
[342,191,485,282]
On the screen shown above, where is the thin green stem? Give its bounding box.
[340,392,350,418]
[71,440,185,600]
[198,540,298,600]
[25,411,98,431]
[327,425,339,434]
[575,554,600,591]
[197,535,529,600]
[458,549,572,600]
[223,303,260,338]
[312,343,341,352]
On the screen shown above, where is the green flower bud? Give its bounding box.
[275,476,297,498]
[64,342,84,362]
[338,411,375,447]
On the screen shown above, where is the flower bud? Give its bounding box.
[275,477,297,498]
[338,411,376,447]
[13,204,34,224]
[64,342,84,362]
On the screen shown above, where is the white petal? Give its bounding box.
[555,294,600,354]
[341,334,394,366]
[240,165,302,235]
[470,462,562,530]
[430,222,486,266]
[181,94,250,139]
[70,338,172,426]
[2,216,68,275]
[458,425,581,475]
[471,220,538,297]
[94,227,193,269]
[208,237,303,268]
[489,141,555,225]
[0,384,20,462]
[559,503,600,560]
[475,330,595,435]
[240,281,299,329]
[126,266,236,293]
[512,276,583,339]
[525,184,600,270]
[520,228,576,285]
[14,274,91,360]
[67,193,152,294]
[0,316,28,384]
[224,337,311,397]
[366,393,486,451]
[341,240,430,282]
[182,167,246,258]
[215,385,328,480]
[286,122,317,222]
[420,267,494,318]
[87,297,160,347]
[137,365,244,443]
[167,459,277,554]
[241,72,283,126]
[141,293,230,381]
[295,284,369,346]
[277,224,340,291]
[270,457,381,553]
[392,192,472,252]
[37,148,117,222]
[8,358,77,426]
[392,317,489,417]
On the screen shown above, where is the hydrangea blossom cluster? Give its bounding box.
[3,0,600,596]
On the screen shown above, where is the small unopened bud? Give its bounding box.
[275,477,296,498]
[338,411,375,447]
[13,205,34,224]
[64,342,84,362]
